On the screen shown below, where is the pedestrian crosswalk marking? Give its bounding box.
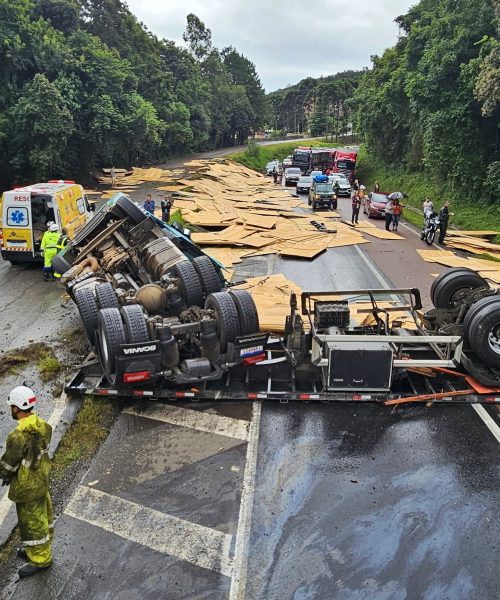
[64,485,234,577]
[124,404,250,441]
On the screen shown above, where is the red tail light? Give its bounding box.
[242,354,266,366]
[123,371,151,383]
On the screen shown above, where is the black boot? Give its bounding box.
[18,563,52,578]
[16,548,27,559]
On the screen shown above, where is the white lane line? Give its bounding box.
[124,404,250,441]
[353,244,391,290]
[0,394,69,529]
[400,221,442,250]
[472,404,500,444]
[229,401,262,600]
[65,485,234,576]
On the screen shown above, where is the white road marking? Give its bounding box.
[353,244,391,290]
[472,404,500,444]
[124,404,250,441]
[229,401,262,600]
[64,485,234,576]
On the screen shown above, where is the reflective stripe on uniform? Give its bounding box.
[23,533,50,547]
[48,522,55,530]
[0,459,17,472]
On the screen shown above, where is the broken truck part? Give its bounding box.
[57,194,500,402]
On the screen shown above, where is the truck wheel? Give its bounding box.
[97,308,125,377]
[95,282,119,310]
[229,289,260,335]
[432,270,488,309]
[466,300,500,368]
[74,287,98,346]
[205,292,241,351]
[52,254,72,276]
[121,304,150,343]
[430,268,476,306]
[112,196,147,225]
[192,256,223,296]
[172,261,204,307]
[464,296,500,345]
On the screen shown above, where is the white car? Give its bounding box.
[328,174,352,196]
[284,167,302,186]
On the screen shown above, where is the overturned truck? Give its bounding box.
[57,194,500,402]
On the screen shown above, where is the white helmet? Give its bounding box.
[49,223,58,232]
[47,221,55,228]
[8,386,37,410]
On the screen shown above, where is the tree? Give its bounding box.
[183,13,212,61]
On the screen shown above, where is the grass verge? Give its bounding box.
[0,342,61,381]
[51,396,116,480]
[357,145,500,243]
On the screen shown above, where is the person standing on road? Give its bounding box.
[374,181,380,193]
[110,166,117,188]
[392,199,402,232]
[352,179,360,198]
[272,167,278,184]
[438,201,452,244]
[161,197,172,223]
[143,194,155,214]
[0,387,53,578]
[351,191,362,224]
[385,198,394,231]
[40,223,62,281]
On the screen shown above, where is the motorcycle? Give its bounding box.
[421,212,440,245]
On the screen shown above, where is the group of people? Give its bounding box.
[384,198,403,232]
[143,193,174,223]
[422,197,451,244]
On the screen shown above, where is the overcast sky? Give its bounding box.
[126,0,416,92]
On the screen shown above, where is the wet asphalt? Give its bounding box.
[2,162,500,599]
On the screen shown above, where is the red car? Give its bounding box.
[364,192,389,218]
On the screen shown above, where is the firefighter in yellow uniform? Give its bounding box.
[0,386,53,578]
[40,222,64,281]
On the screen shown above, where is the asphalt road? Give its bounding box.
[2,159,500,599]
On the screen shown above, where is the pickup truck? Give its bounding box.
[308,176,338,210]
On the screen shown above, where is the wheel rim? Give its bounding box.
[449,287,473,307]
[101,333,109,363]
[488,326,500,355]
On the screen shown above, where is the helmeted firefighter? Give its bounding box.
[0,386,53,578]
[40,223,66,281]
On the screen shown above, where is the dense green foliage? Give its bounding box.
[355,0,500,204]
[0,1,266,186]
[267,71,362,136]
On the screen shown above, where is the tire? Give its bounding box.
[229,289,260,335]
[113,196,147,224]
[121,304,150,343]
[97,307,125,376]
[52,254,72,276]
[172,261,204,307]
[466,300,500,368]
[205,292,241,351]
[425,228,436,245]
[95,282,119,309]
[432,270,488,309]
[430,268,477,306]
[74,287,98,345]
[464,296,500,344]
[192,256,223,296]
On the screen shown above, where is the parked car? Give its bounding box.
[364,192,389,218]
[296,176,313,194]
[284,167,302,186]
[308,176,337,210]
[282,156,293,168]
[328,174,352,197]
[265,160,281,175]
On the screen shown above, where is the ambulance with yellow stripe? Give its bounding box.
[0,180,93,263]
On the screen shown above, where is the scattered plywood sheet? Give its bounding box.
[357,228,404,240]
[243,215,278,229]
[447,230,499,238]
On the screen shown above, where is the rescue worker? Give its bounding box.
[0,387,53,578]
[40,223,62,281]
